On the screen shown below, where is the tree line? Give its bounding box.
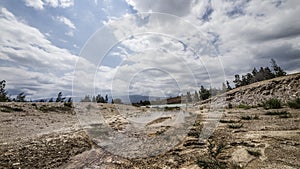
[0,59,286,103]
[178,59,286,103]
[0,81,118,104]
[0,81,73,103]
[233,59,286,88]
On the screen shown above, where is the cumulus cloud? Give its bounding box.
[55,16,76,29]
[0,7,91,99]
[23,0,74,10]
[98,0,300,94]
[77,23,224,98]
[125,0,193,17]
[2,0,300,99]
[24,0,44,10]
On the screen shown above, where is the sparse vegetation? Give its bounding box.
[279,113,292,118]
[39,104,73,113]
[265,110,288,116]
[236,104,252,109]
[241,115,259,120]
[241,115,252,120]
[228,123,243,129]
[287,98,300,109]
[253,114,259,119]
[233,59,286,88]
[220,119,238,123]
[0,105,23,112]
[196,157,226,169]
[247,149,261,157]
[228,103,233,109]
[197,141,227,169]
[263,98,282,109]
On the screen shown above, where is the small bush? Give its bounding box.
[1,106,23,112]
[228,124,243,129]
[253,114,259,119]
[241,115,259,120]
[228,103,233,109]
[196,157,226,169]
[265,110,288,116]
[64,102,73,108]
[220,119,237,123]
[279,113,292,118]
[247,149,261,157]
[287,98,300,109]
[240,115,252,120]
[237,104,252,109]
[263,98,282,109]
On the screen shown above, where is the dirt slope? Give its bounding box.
[0,74,299,168]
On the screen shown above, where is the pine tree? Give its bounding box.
[194,91,199,102]
[67,97,72,103]
[96,94,105,103]
[270,59,286,77]
[105,94,108,103]
[81,95,91,102]
[199,86,210,100]
[0,80,9,102]
[226,81,232,91]
[186,92,192,102]
[56,92,65,102]
[233,74,242,88]
[263,67,275,80]
[16,92,26,102]
[92,96,96,102]
[256,67,265,82]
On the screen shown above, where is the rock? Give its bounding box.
[231,147,255,167]
[224,73,300,106]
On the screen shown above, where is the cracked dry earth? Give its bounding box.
[0,102,299,168]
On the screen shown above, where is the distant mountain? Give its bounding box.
[115,95,166,104]
[129,95,150,103]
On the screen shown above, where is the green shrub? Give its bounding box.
[236,104,251,109]
[263,98,282,109]
[287,98,300,109]
[265,110,288,116]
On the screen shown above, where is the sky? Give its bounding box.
[0,0,299,100]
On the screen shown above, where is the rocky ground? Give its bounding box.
[0,101,299,168]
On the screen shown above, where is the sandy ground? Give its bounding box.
[0,102,299,168]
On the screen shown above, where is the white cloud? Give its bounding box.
[23,0,74,10]
[92,0,300,96]
[0,7,93,99]
[65,31,74,37]
[125,0,193,17]
[24,0,44,10]
[44,0,59,8]
[3,0,300,99]
[55,16,76,29]
[58,0,74,8]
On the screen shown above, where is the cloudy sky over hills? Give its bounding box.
[0,0,299,100]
